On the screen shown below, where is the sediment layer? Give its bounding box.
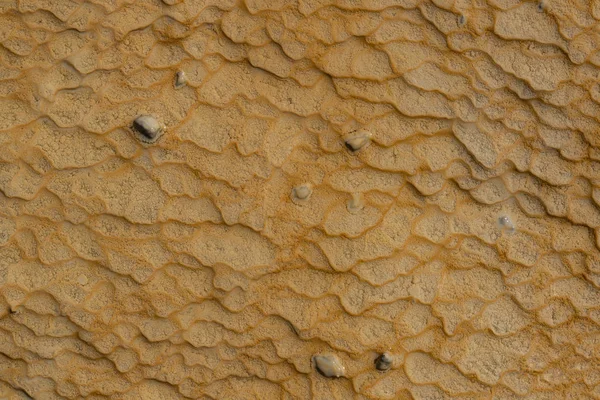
[1,0,600,398]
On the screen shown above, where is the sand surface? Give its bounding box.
[1,0,600,398]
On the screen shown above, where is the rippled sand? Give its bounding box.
[1,0,600,398]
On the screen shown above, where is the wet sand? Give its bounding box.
[1,0,600,398]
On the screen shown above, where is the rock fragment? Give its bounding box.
[498,215,515,233]
[344,129,372,152]
[347,193,364,214]
[375,352,393,371]
[132,115,165,143]
[291,184,312,203]
[537,1,544,12]
[313,354,345,378]
[174,71,187,89]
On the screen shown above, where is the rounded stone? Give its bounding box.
[347,193,364,214]
[132,115,165,143]
[498,215,515,233]
[313,354,345,378]
[537,1,544,12]
[344,129,372,152]
[291,184,312,202]
[77,274,88,286]
[375,352,393,372]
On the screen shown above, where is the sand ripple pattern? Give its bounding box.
[1,0,600,398]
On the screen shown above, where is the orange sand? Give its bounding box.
[1,0,600,398]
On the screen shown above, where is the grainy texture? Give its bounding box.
[1,0,600,399]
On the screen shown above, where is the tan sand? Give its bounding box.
[1,0,600,398]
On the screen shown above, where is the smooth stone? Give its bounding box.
[313,354,345,378]
[174,71,187,89]
[292,184,312,202]
[132,115,164,143]
[375,352,393,371]
[498,215,515,233]
[344,129,372,152]
[77,274,88,285]
[347,193,364,214]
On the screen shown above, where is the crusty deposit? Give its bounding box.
[1,0,600,399]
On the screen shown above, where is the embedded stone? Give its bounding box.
[375,352,393,371]
[313,354,345,378]
[344,130,372,152]
[174,71,187,89]
[347,193,364,214]
[498,215,515,233]
[132,115,165,143]
[291,184,312,203]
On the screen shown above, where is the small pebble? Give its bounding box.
[347,193,364,214]
[537,1,544,12]
[375,352,393,371]
[498,215,515,233]
[132,115,165,143]
[174,71,187,89]
[291,184,312,203]
[313,354,345,378]
[78,274,88,285]
[344,129,372,152]
[458,14,467,26]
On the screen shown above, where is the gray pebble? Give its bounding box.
[375,352,393,371]
[313,354,345,378]
[347,193,364,214]
[344,129,372,152]
[174,71,187,89]
[132,115,165,143]
[498,215,515,233]
[292,184,312,202]
[537,1,544,12]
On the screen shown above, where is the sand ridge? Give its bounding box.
[1,0,600,398]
